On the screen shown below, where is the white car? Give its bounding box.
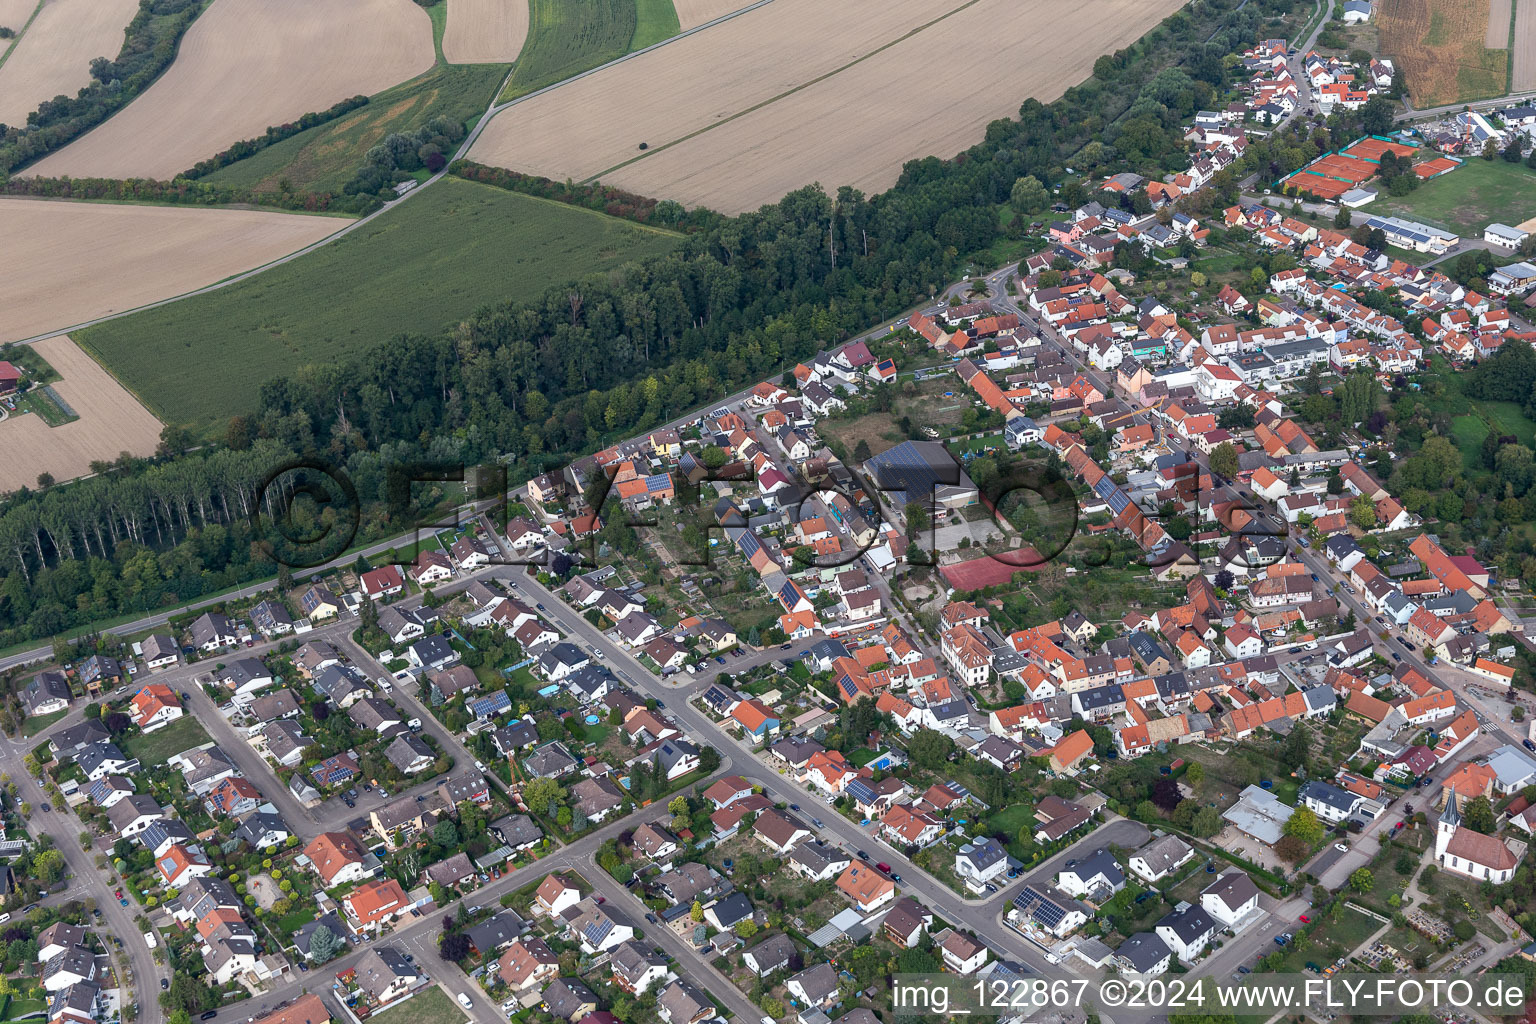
[458,995,474,1010]
[1334,842,1348,852]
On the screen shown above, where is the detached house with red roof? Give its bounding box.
[129,684,183,733]
[361,566,405,601]
[343,879,410,936]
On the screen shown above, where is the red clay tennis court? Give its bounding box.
[941,549,1047,589]
[1342,137,1416,161]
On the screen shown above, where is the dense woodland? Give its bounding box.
[0,0,1297,651]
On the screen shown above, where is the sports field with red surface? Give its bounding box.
[1282,137,1418,198]
[941,548,1047,589]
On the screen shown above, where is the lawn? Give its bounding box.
[1372,159,1536,238]
[0,995,47,1021]
[119,716,213,764]
[631,0,680,49]
[76,177,683,429]
[22,708,68,737]
[497,0,638,102]
[367,988,466,1024]
[206,63,509,195]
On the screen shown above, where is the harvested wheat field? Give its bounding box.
[0,0,37,33]
[1380,0,1508,107]
[0,336,162,490]
[1514,0,1536,90]
[443,0,529,63]
[470,0,970,183]
[0,198,345,343]
[673,0,751,29]
[1486,0,1510,46]
[28,0,434,180]
[0,0,138,128]
[470,0,1182,213]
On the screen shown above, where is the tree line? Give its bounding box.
[0,0,1304,650]
[1,173,382,215]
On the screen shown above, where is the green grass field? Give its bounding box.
[367,989,466,1024]
[631,0,681,49]
[1373,159,1536,237]
[497,0,639,101]
[22,708,67,738]
[206,63,507,195]
[76,177,683,428]
[120,715,212,764]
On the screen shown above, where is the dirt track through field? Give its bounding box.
[0,336,163,491]
[1487,0,1511,46]
[27,0,435,180]
[1515,0,1536,89]
[0,0,138,128]
[0,198,345,344]
[443,0,529,63]
[673,0,749,28]
[469,0,1181,213]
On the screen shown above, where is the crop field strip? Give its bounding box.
[0,197,347,345]
[0,0,139,127]
[27,0,436,181]
[496,0,638,101]
[1486,0,1511,46]
[442,0,529,64]
[471,0,1184,214]
[0,336,164,492]
[1380,0,1509,106]
[632,0,681,49]
[1515,0,1536,90]
[74,177,686,428]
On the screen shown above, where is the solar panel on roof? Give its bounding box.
[1032,899,1065,929]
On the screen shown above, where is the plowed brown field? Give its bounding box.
[27,0,434,180]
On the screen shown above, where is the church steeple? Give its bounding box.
[1440,790,1461,827]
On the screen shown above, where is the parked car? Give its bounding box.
[457,995,474,1011]
[876,862,892,873]
[161,979,169,990]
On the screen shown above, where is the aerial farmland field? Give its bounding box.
[204,63,509,195]
[1514,0,1536,90]
[671,0,750,29]
[0,336,164,492]
[1379,0,1508,107]
[26,0,435,181]
[74,177,684,428]
[0,0,139,128]
[496,0,638,101]
[442,0,529,64]
[0,198,346,344]
[469,0,1185,213]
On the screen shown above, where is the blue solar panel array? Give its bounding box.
[470,690,512,719]
[1093,476,1132,515]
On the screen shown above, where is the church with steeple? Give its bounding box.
[1434,791,1524,883]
